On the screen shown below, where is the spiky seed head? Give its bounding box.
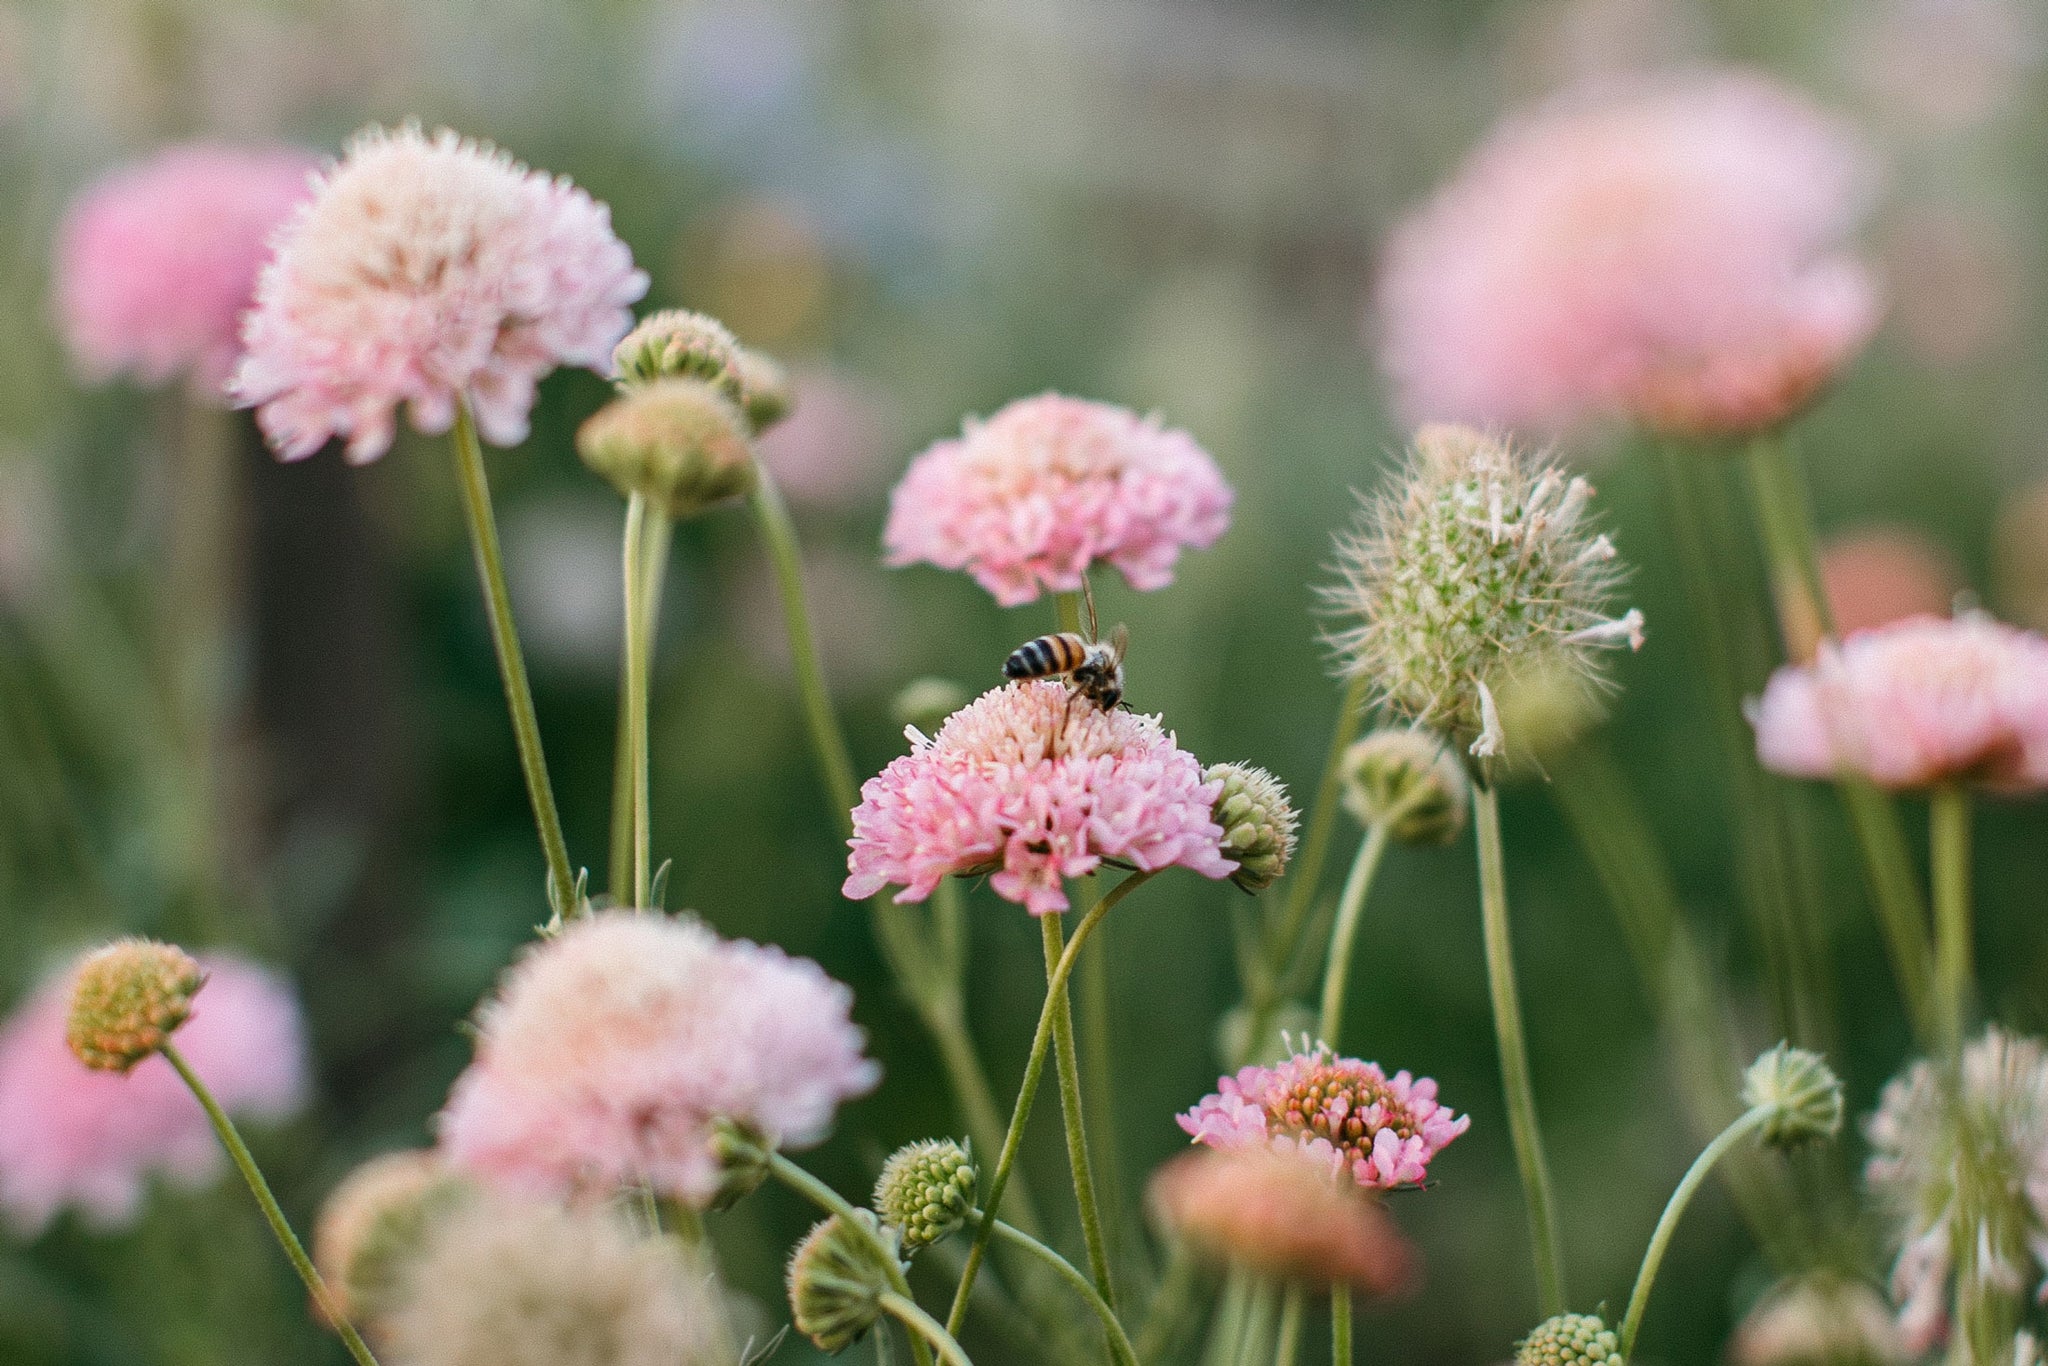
[1340,729,1469,846]
[65,939,206,1072]
[1743,1044,1844,1149]
[1206,763,1300,893]
[612,309,745,395]
[892,677,970,737]
[1325,425,1643,761]
[576,377,755,519]
[873,1139,977,1251]
[787,1212,896,1353]
[1517,1313,1624,1366]
[732,347,794,433]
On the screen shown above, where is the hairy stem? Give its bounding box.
[1618,1107,1770,1358]
[1930,784,1974,1053]
[1043,911,1117,1311]
[881,1293,972,1366]
[1330,1290,1351,1366]
[976,1213,1138,1366]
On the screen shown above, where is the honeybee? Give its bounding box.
[1003,582,1128,711]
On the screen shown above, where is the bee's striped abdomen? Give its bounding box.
[1004,633,1089,680]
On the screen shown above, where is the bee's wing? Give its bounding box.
[1106,623,1129,666]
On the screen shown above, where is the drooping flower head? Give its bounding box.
[843,680,1235,916]
[54,143,316,394]
[883,393,1233,606]
[232,124,648,463]
[1864,1028,2048,1354]
[1147,1145,1418,1294]
[0,952,307,1232]
[787,1212,896,1354]
[1750,613,2048,792]
[1326,425,1643,759]
[437,910,878,1207]
[1730,1275,1906,1366]
[1376,70,1879,438]
[1178,1044,1469,1190]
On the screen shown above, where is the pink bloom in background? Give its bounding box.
[883,394,1233,607]
[843,679,1235,915]
[438,910,877,1207]
[1375,70,1879,438]
[232,124,647,463]
[0,953,308,1233]
[54,143,317,395]
[1750,614,2048,791]
[1820,527,1962,638]
[1178,1045,1468,1190]
[757,365,898,509]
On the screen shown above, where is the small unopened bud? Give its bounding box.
[733,347,794,434]
[892,677,969,737]
[65,939,205,1072]
[1742,1043,1844,1149]
[313,1151,466,1332]
[577,378,755,519]
[787,1212,897,1354]
[1340,729,1469,845]
[873,1139,977,1251]
[1517,1312,1623,1366]
[1206,763,1299,893]
[707,1121,773,1211]
[613,309,745,395]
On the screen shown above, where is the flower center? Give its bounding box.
[1268,1064,1416,1162]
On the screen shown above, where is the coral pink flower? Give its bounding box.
[437,910,877,1207]
[883,394,1232,607]
[232,124,647,463]
[843,680,1235,915]
[1375,70,1879,437]
[54,143,317,395]
[1750,614,2048,791]
[1178,1045,1469,1190]
[0,953,308,1232]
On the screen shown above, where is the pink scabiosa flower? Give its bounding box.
[0,953,308,1233]
[437,910,878,1207]
[882,393,1233,607]
[1178,1044,1469,1190]
[1750,613,2048,791]
[1376,70,1879,438]
[231,124,648,463]
[53,143,317,395]
[842,679,1235,916]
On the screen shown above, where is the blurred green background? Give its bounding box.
[2,0,2047,1361]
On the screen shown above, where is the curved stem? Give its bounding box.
[881,1292,973,1366]
[947,872,1155,1335]
[1272,1288,1303,1366]
[1473,783,1566,1318]
[1044,911,1118,1312]
[1316,823,1391,1048]
[1330,1290,1350,1366]
[764,1152,932,1366]
[977,1213,1139,1366]
[161,1044,380,1366]
[1618,1106,1770,1357]
[1931,784,1974,1053]
[449,403,576,915]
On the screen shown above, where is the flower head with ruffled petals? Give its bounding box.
[843,680,1235,915]
[1178,1045,1469,1190]
[883,394,1232,607]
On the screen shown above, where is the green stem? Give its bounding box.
[947,872,1155,1335]
[1134,1244,1201,1364]
[1272,1288,1303,1366]
[1316,824,1391,1048]
[1201,1272,1250,1366]
[160,1044,380,1366]
[977,1213,1139,1366]
[1236,1284,1277,1366]
[1931,785,1974,1052]
[1473,782,1566,1317]
[764,1152,932,1366]
[1617,1107,1771,1358]
[621,493,654,907]
[1330,1290,1351,1366]
[449,403,575,916]
[1043,911,1117,1312]
[881,1293,973,1366]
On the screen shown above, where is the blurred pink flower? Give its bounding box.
[53,143,317,395]
[437,910,877,1207]
[232,124,647,463]
[0,953,308,1233]
[1820,527,1962,637]
[883,394,1232,607]
[1750,614,2048,791]
[1178,1045,1468,1190]
[843,679,1234,915]
[1375,70,1879,438]
[757,365,897,509]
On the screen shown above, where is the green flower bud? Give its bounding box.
[707,1121,773,1211]
[1340,729,1469,846]
[65,939,205,1072]
[576,378,755,519]
[612,309,745,395]
[873,1139,977,1251]
[787,1212,896,1354]
[1743,1043,1844,1149]
[1517,1313,1623,1366]
[1206,763,1299,893]
[733,347,794,434]
[892,677,970,736]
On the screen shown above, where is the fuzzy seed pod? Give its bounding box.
[1340,729,1469,846]
[787,1212,896,1353]
[1743,1044,1844,1149]
[1517,1312,1623,1365]
[1207,764,1300,893]
[873,1139,977,1251]
[612,309,744,395]
[577,378,755,519]
[312,1151,467,1333]
[65,940,206,1072]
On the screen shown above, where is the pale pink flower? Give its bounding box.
[0,953,308,1233]
[843,680,1235,916]
[53,143,317,395]
[1148,1146,1418,1294]
[756,365,897,509]
[437,910,877,1207]
[1820,528,1962,638]
[883,393,1232,607]
[1178,1045,1468,1191]
[1750,614,2048,791]
[1376,70,1879,437]
[232,124,648,463]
